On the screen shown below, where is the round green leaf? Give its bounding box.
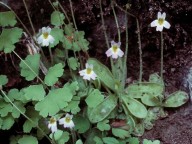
[125,98,147,118]
[141,93,160,106]
[163,91,189,107]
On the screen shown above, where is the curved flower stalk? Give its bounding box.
[48,117,58,133]
[105,41,124,59]
[150,12,171,31]
[59,113,75,129]
[79,63,97,81]
[37,26,55,46]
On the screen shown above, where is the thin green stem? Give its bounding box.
[13,50,47,88]
[136,19,142,82]
[160,31,164,79]
[69,0,77,30]
[58,1,71,23]
[48,0,57,11]
[122,9,129,89]
[49,47,53,65]
[99,0,114,73]
[111,1,121,42]
[0,90,54,144]
[22,0,36,36]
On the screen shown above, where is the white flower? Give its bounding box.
[59,113,75,129]
[37,26,55,46]
[79,63,97,81]
[105,41,124,59]
[150,12,171,31]
[48,117,57,133]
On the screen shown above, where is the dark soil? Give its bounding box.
[1,0,192,144]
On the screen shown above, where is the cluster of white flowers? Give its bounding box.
[48,113,74,133]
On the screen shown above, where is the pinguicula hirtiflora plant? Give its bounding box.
[0,0,189,143]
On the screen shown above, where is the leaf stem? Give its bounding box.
[22,0,36,36]
[0,89,54,144]
[136,19,143,82]
[48,46,54,65]
[160,31,164,79]
[13,50,47,88]
[99,0,115,73]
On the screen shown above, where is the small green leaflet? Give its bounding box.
[0,115,15,130]
[143,139,160,144]
[102,137,119,144]
[0,75,8,86]
[112,128,130,139]
[68,57,79,70]
[97,120,110,131]
[18,135,38,144]
[51,11,65,27]
[44,63,64,86]
[85,89,104,108]
[35,82,77,117]
[50,28,64,47]
[23,84,45,101]
[23,106,40,133]
[0,27,23,53]
[73,115,90,133]
[0,11,17,27]
[19,54,40,81]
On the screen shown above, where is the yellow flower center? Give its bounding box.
[158,18,164,25]
[43,32,49,39]
[50,117,56,124]
[112,45,118,53]
[65,117,71,123]
[86,68,92,74]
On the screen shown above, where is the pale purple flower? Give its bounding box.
[79,63,97,81]
[105,41,124,59]
[59,113,75,129]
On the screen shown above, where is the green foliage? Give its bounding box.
[88,95,117,123]
[97,120,110,131]
[35,82,78,117]
[112,128,130,139]
[143,139,160,144]
[50,28,64,47]
[123,97,147,118]
[51,11,65,26]
[0,27,23,53]
[63,96,80,114]
[50,131,70,144]
[125,82,164,98]
[44,63,64,86]
[0,115,15,130]
[19,54,40,81]
[68,57,80,70]
[0,11,17,27]
[18,135,38,144]
[23,106,40,133]
[23,84,45,101]
[0,75,8,86]
[102,137,119,144]
[85,89,104,108]
[163,91,188,107]
[88,58,117,91]
[127,137,140,144]
[73,115,90,133]
[64,23,75,35]
[76,139,83,144]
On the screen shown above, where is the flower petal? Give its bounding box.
[111,40,115,46]
[162,12,166,19]
[156,25,164,31]
[118,49,124,57]
[157,12,161,19]
[163,21,171,29]
[106,49,113,57]
[150,20,158,27]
